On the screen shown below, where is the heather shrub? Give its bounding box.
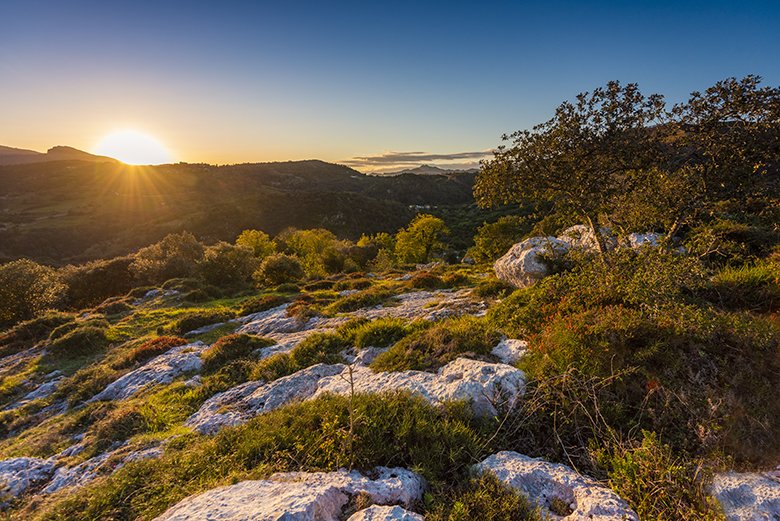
[201,334,275,373]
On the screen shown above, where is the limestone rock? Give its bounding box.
[626,232,662,249]
[0,457,55,499]
[709,470,780,521]
[491,338,528,365]
[476,451,639,520]
[186,363,345,435]
[154,467,424,521]
[90,342,206,402]
[314,358,525,417]
[347,505,425,520]
[493,237,569,288]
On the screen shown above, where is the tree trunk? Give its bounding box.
[585,214,607,261]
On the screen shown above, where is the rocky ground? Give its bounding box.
[0,257,777,520]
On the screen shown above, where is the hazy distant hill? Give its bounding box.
[0,158,477,263]
[0,145,117,165]
[378,164,479,176]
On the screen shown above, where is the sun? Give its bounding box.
[93,130,173,165]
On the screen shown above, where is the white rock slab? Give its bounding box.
[709,470,780,521]
[347,505,425,520]
[90,342,206,402]
[476,451,639,520]
[154,467,424,521]
[491,338,528,365]
[0,457,55,499]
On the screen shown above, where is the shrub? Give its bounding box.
[468,215,531,264]
[59,256,135,309]
[251,331,349,382]
[48,317,110,341]
[598,432,723,521]
[197,242,258,290]
[708,259,780,312]
[281,228,344,278]
[304,279,336,291]
[326,287,394,314]
[0,259,66,325]
[46,325,110,358]
[201,334,275,373]
[93,297,133,316]
[129,232,204,285]
[168,310,234,335]
[371,316,501,372]
[0,311,73,358]
[253,254,304,286]
[352,317,417,348]
[441,271,471,288]
[275,282,300,293]
[116,336,188,368]
[426,472,540,521]
[238,295,288,316]
[333,278,372,291]
[88,405,148,452]
[474,278,514,298]
[409,271,444,289]
[235,229,276,259]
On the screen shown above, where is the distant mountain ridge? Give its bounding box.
[377,164,479,176]
[0,145,117,165]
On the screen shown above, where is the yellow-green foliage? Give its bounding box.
[426,472,540,521]
[371,316,500,372]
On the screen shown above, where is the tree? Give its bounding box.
[0,259,66,325]
[282,228,344,277]
[468,215,530,263]
[235,229,276,259]
[129,232,204,285]
[197,242,258,290]
[395,214,450,264]
[475,81,667,254]
[253,253,305,286]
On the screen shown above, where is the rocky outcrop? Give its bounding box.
[476,451,639,520]
[90,342,206,402]
[0,457,56,500]
[491,338,527,365]
[186,363,345,434]
[314,358,525,417]
[493,236,570,288]
[187,358,525,435]
[347,505,425,520]
[154,467,424,521]
[709,469,780,521]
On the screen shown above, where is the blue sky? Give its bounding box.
[1,0,779,170]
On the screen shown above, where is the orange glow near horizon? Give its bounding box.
[93,130,174,165]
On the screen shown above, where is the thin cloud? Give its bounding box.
[344,150,492,167]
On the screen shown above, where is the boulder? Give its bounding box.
[476,451,639,520]
[347,505,425,520]
[0,457,56,500]
[626,232,662,249]
[154,467,424,521]
[90,342,206,402]
[708,470,780,521]
[493,237,569,288]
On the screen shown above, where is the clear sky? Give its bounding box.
[2,0,779,171]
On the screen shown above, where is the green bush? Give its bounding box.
[238,295,288,316]
[46,325,110,358]
[474,277,514,298]
[168,310,234,335]
[253,254,305,286]
[251,331,349,382]
[409,272,445,289]
[326,287,394,313]
[371,316,501,372]
[93,297,133,316]
[88,405,148,452]
[197,242,258,290]
[0,311,73,358]
[333,278,373,291]
[129,232,205,285]
[598,432,724,521]
[59,256,135,309]
[0,259,66,326]
[48,317,110,341]
[115,336,188,368]
[351,317,417,348]
[468,215,531,264]
[201,334,275,373]
[426,472,540,521]
[709,259,780,312]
